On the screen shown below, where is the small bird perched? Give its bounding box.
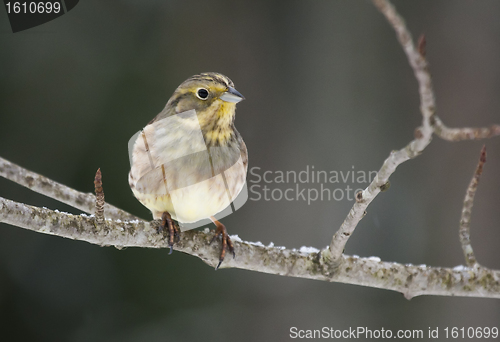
[128,73,247,268]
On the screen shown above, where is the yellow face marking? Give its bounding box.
[199,99,236,145]
[174,81,238,146]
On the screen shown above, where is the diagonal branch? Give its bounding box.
[459,145,487,267]
[330,0,435,263]
[1,195,499,299]
[329,0,500,264]
[0,156,140,222]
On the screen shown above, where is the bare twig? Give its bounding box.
[459,146,487,267]
[330,0,436,263]
[94,168,105,226]
[0,156,140,222]
[1,195,499,299]
[330,0,500,265]
[433,118,500,141]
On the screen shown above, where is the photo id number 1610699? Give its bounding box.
[443,327,498,339]
[5,2,61,14]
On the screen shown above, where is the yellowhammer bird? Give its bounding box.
[128,72,247,268]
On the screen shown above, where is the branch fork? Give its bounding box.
[329,0,500,269]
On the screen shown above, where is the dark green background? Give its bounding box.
[1,1,499,341]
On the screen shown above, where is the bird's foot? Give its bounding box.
[209,217,235,270]
[159,212,180,254]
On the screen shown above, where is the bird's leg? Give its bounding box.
[160,212,180,255]
[209,217,235,270]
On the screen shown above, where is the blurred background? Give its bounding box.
[1,1,499,341]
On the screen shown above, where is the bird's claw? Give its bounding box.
[211,221,235,270]
[160,212,180,254]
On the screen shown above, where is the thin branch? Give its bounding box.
[330,0,436,263]
[373,1,500,143]
[433,117,500,141]
[460,146,487,267]
[1,195,499,299]
[0,156,140,222]
[373,0,436,128]
[330,0,500,264]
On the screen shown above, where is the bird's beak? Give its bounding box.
[220,87,245,103]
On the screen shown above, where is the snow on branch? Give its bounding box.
[1,195,499,299]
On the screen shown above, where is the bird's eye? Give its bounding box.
[196,88,209,100]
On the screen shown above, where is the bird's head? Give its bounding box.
[167,72,244,126]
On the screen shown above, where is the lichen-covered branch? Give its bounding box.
[329,0,500,264]
[1,196,499,299]
[0,156,139,221]
[460,146,487,267]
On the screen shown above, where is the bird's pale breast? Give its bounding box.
[129,110,247,222]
